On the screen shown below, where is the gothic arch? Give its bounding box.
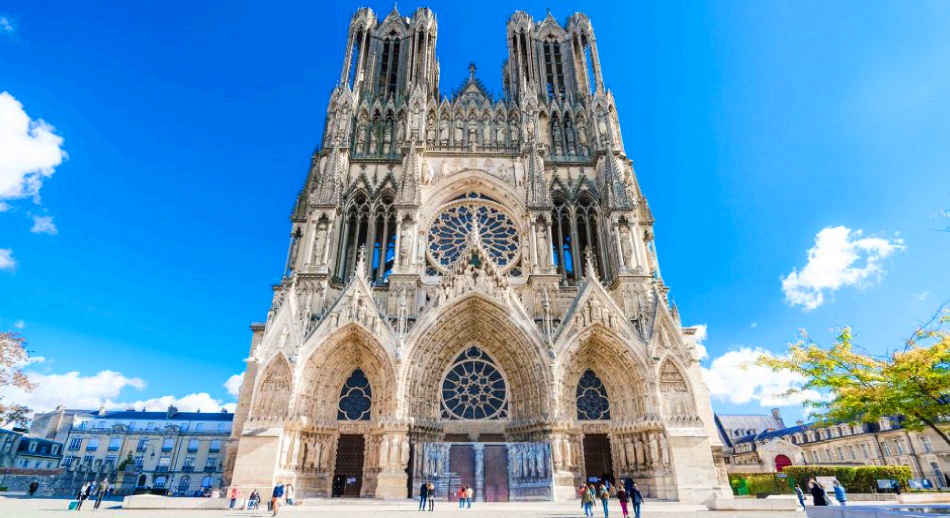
[251,355,293,420]
[297,324,397,423]
[421,171,525,227]
[656,357,696,420]
[401,293,550,422]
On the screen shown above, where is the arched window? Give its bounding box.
[542,37,565,100]
[337,369,372,421]
[550,193,603,284]
[337,192,397,283]
[347,29,365,89]
[576,369,610,420]
[378,37,401,97]
[441,346,508,420]
[177,475,191,493]
[200,475,213,489]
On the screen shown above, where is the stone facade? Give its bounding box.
[226,6,731,504]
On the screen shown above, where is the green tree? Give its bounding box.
[756,304,950,448]
[0,331,36,427]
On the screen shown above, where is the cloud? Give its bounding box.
[701,347,823,407]
[686,324,709,360]
[30,215,57,235]
[0,248,14,271]
[781,226,904,310]
[0,369,237,413]
[0,92,67,205]
[224,373,244,397]
[13,320,24,329]
[0,17,13,34]
[913,292,929,301]
[750,322,758,328]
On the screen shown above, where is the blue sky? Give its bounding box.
[0,1,947,422]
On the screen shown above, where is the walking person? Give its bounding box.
[93,477,110,509]
[427,482,436,511]
[809,480,828,506]
[248,489,261,510]
[581,484,595,518]
[794,485,806,509]
[418,482,429,511]
[28,481,38,497]
[228,486,241,510]
[465,485,473,508]
[832,480,847,506]
[284,484,295,506]
[270,482,285,516]
[630,483,643,518]
[598,483,610,518]
[616,486,629,518]
[75,482,91,511]
[457,486,466,508]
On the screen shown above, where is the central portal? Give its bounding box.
[332,434,365,497]
[420,442,551,501]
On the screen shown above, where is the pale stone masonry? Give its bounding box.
[226,6,731,503]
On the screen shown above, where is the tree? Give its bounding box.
[756,303,950,449]
[0,331,36,427]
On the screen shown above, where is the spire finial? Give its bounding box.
[584,246,599,282]
[468,62,476,80]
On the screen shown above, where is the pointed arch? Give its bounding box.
[576,369,610,420]
[251,355,293,420]
[657,357,696,419]
[337,368,373,421]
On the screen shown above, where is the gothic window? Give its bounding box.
[543,37,565,100]
[551,194,603,284]
[576,369,610,420]
[347,29,365,89]
[337,191,397,283]
[337,369,372,421]
[426,196,520,274]
[441,346,508,420]
[378,37,401,97]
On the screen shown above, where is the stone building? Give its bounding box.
[717,413,950,489]
[0,427,63,469]
[226,7,730,503]
[31,405,232,496]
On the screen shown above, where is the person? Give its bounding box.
[284,484,295,506]
[271,482,284,516]
[427,482,435,511]
[630,483,644,518]
[28,481,38,497]
[616,486,629,518]
[809,480,828,506]
[93,478,110,509]
[832,480,847,506]
[418,482,429,511]
[457,486,466,508]
[599,483,610,518]
[623,478,634,499]
[794,484,806,508]
[248,489,261,510]
[581,484,595,518]
[228,486,241,510]
[465,486,473,508]
[75,482,91,511]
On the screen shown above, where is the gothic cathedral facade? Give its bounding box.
[226,7,731,503]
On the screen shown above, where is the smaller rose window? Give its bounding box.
[337,369,372,421]
[441,346,508,420]
[576,369,611,420]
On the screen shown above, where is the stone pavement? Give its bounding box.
[0,497,809,517]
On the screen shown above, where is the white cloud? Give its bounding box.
[701,347,823,407]
[686,324,709,360]
[13,320,24,329]
[29,214,57,235]
[750,322,758,328]
[0,248,14,271]
[781,226,904,310]
[224,373,244,397]
[0,17,13,34]
[913,292,929,301]
[126,393,235,413]
[0,91,67,205]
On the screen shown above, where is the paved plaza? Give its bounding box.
[0,497,809,518]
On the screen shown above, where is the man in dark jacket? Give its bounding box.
[271,483,285,516]
[418,482,428,511]
[809,481,828,506]
[630,483,644,518]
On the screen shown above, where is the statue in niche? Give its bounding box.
[453,119,464,145]
[577,118,588,154]
[312,220,329,265]
[565,124,576,154]
[552,123,563,154]
[535,222,551,268]
[597,111,609,144]
[467,118,478,145]
[356,117,368,153]
[439,119,449,145]
[619,223,635,268]
[396,118,405,144]
[426,115,436,144]
[526,119,536,142]
[379,436,390,469]
[495,119,506,145]
[325,115,335,145]
[383,119,393,153]
[399,226,413,265]
[369,123,379,154]
[482,117,492,145]
[510,120,520,145]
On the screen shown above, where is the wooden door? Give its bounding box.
[449,445,475,501]
[583,434,613,484]
[483,445,509,502]
[334,434,365,497]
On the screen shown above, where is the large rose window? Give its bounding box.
[426,196,520,274]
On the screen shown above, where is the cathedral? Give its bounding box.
[226,6,731,504]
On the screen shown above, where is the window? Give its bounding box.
[848,445,857,460]
[146,422,155,430]
[182,456,195,472]
[133,455,144,469]
[154,475,167,489]
[51,445,59,455]
[209,440,221,454]
[895,439,905,455]
[860,443,870,459]
[811,451,820,463]
[922,436,934,453]
[28,441,37,452]
[81,455,94,467]
[62,455,76,468]
[824,448,832,462]
[18,459,29,468]
[179,423,189,432]
[157,456,171,472]
[137,438,148,452]
[97,421,106,429]
[204,457,218,472]
[551,194,603,284]
[108,438,122,451]
[218,423,229,432]
[836,447,844,461]
[161,438,174,452]
[337,192,397,282]
[542,37,565,100]
[86,438,99,452]
[337,369,373,421]
[177,475,191,492]
[195,423,204,432]
[187,439,200,453]
[104,455,117,468]
[576,369,611,420]
[932,462,946,488]
[881,442,892,456]
[440,346,508,420]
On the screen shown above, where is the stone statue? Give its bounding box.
[439,119,449,145]
[426,115,436,144]
[482,117,492,144]
[454,119,464,145]
[510,120,520,144]
[356,117,368,153]
[399,226,413,265]
[597,111,609,144]
[565,124,576,154]
[552,123,562,153]
[312,220,329,265]
[526,119,536,141]
[396,119,405,144]
[369,123,378,153]
[535,222,550,268]
[467,119,477,145]
[378,435,390,469]
[619,223,635,268]
[383,119,393,153]
[577,118,588,154]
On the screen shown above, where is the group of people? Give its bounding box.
[73,478,112,511]
[418,482,436,511]
[225,483,295,515]
[794,480,848,507]
[579,478,644,518]
[455,485,475,508]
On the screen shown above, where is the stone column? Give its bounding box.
[473,443,485,502]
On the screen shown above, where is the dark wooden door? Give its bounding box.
[583,434,613,484]
[483,445,509,502]
[334,434,365,497]
[449,445,474,501]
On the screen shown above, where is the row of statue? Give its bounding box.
[616,431,671,472]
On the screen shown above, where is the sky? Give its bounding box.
[0,1,948,423]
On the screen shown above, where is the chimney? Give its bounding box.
[770,408,785,427]
[796,420,804,426]
[166,405,179,419]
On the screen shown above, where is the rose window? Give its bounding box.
[426,198,520,274]
[576,369,611,420]
[441,346,508,420]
